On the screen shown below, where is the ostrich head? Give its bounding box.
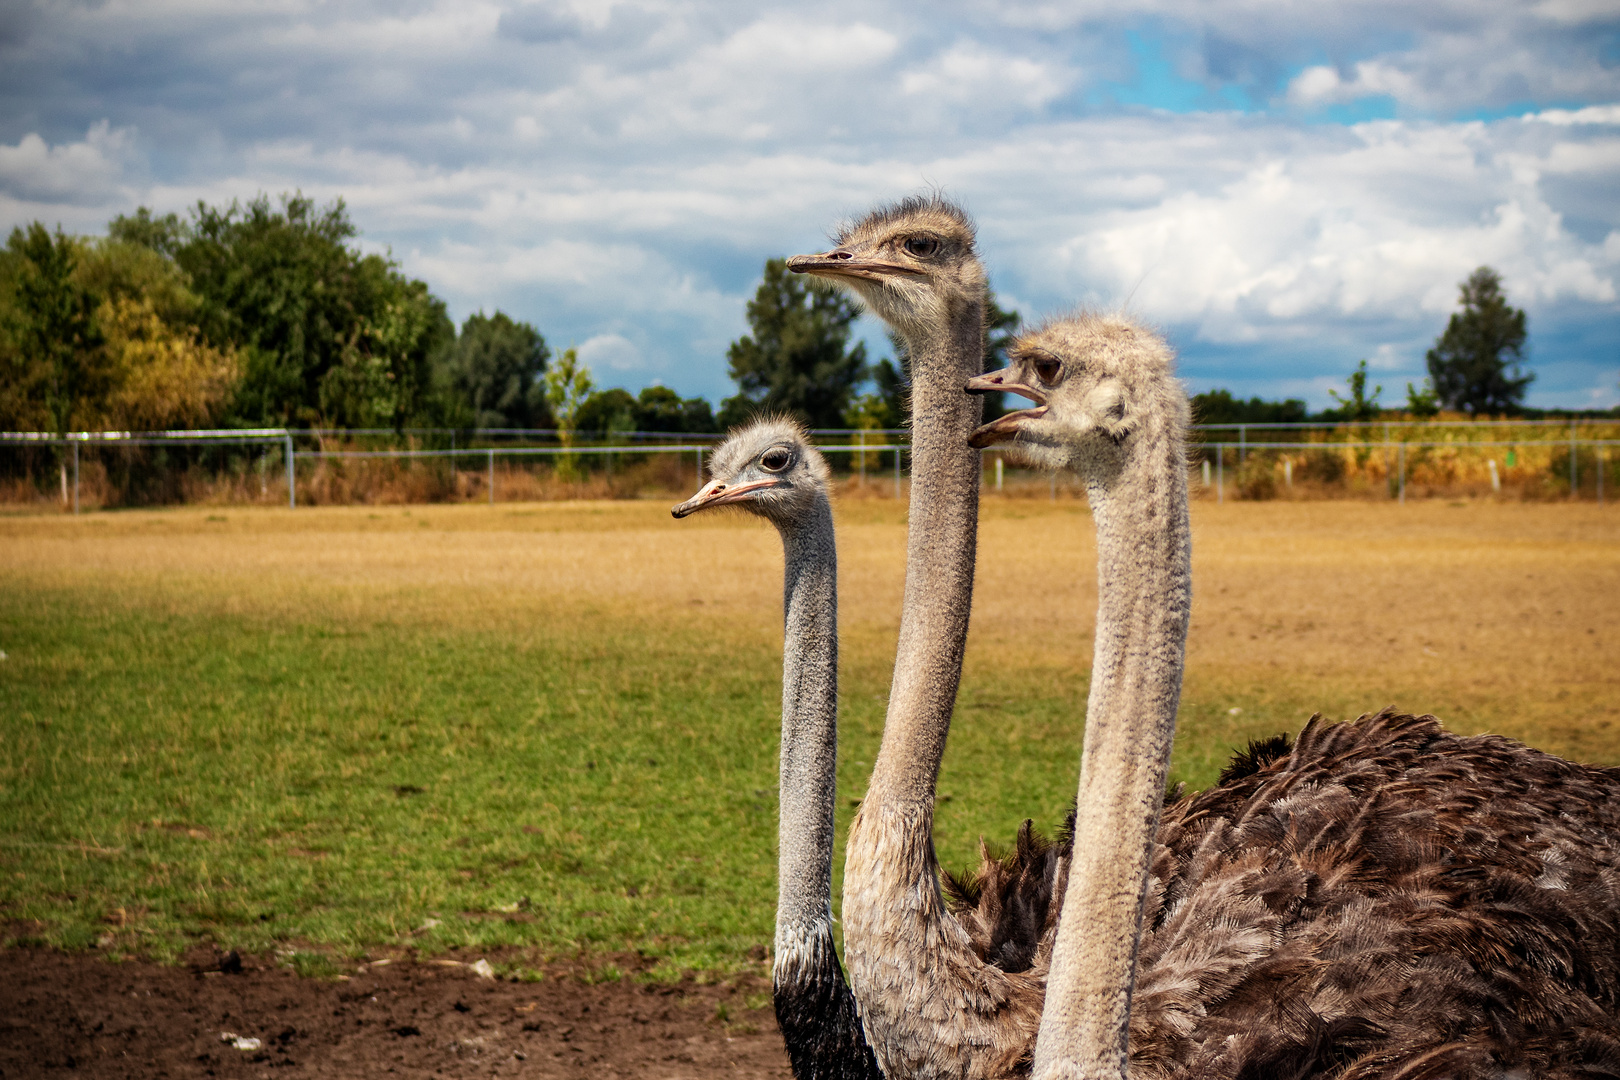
[785,195,985,343]
[671,419,831,529]
[965,314,1188,475]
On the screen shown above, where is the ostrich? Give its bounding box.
[968,313,1620,1080]
[788,197,1058,1080]
[672,419,884,1080]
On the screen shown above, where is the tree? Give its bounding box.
[1404,379,1440,418]
[439,311,552,429]
[4,224,106,434]
[1426,266,1532,416]
[120,193,454,429]
[631,385,714,433]
[719,258,867,429]
[1190,389,1308,426]
[1325,360,1383,421]
[543,347,593,480]
[573,387,637,439]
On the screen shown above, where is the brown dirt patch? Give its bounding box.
[0,947,791,1079]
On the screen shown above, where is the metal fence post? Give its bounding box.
[285,434,295,509]
[1571,421,1578,498]
[995,455,1003,492]
[1239,425,1246,464]
[72,440,79,515]
[1398,442,1406,504]
[697,447,704,484]
[894,446,901,499]
[1597,445,1604,505]
[1216,444,1224,503]
[488,448,495,505]
[858,430,866,484]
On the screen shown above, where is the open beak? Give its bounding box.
[966,367,1049,449]
[786,252,923,282]
[671,477,784,519]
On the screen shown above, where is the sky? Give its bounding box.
[1,0,1617,411]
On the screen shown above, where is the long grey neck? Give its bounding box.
[1031,428,1191,1080]
[775,495,841,944]
[866,308,985,809]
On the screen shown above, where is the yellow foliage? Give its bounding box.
[95,296,240,430]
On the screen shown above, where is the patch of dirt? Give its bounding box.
[0,947,792,1078]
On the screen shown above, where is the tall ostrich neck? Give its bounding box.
[776,496,840,943]
[868,309,984,807]
[1032,430,1191,1080]
[841,298,986,1079]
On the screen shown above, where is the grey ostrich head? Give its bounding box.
[966,314,1189,476]
[671,419,831,530]
[785,195,986,343]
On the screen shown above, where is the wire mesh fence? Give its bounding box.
[2,419,1616,511]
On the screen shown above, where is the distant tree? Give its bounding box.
[1426,266,1532,416]
[543,347,593,480]
[573,387,637,439]
[107,207,187,258]
[1404,379,1440,418]
[1189,389,1308,426]
[632,385,714,433]
[1324,360,1383,421]
[3,224,107,434]
[863,290,1020,428]
[127,193,453,430]
[0,225,239,433]
[718,258,867,429]
[440,311,552,429]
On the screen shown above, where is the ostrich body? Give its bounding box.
[790,198,1056,1080]
[672,420,883,1080]
[969,314,1620,1080]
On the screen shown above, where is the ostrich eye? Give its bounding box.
[760,447,793,472]
[903,236,939,258]
[1032,355,1062,383]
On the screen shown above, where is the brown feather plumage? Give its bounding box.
[944,708,1620,1077]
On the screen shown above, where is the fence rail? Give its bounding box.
[4,421,1616,512]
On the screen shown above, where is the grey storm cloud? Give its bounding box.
[1,0,1617,408]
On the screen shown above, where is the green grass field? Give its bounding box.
[2,497,1616,975]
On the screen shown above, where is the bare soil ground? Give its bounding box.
[0,947,791,1079]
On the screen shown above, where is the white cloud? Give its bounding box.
[0,121,137,205]
[1,1,1616,407]
[577,333,644,373]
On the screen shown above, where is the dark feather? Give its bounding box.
[949,710,1620,1077]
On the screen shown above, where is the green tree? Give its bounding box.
[1425,266,1532,416]
[118,193,453,429]
[1190,389,1308,426]
[574,387,637,439]
[4,224,107,434]
[1324,360,1383,421]
[543,347,593,480]
[1404,379,1440,418]
[631,385,714,433]
[718,258,867,429]
[439,310,552,429]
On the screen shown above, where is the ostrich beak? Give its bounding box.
[786,251,923,282]
[671,477,785,518]
[967,368,1048,449]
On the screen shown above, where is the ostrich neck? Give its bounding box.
[844,301,999,1080]
[776,497,840,941]
[1031,431,1191,1080]
[774,496,886,1080]
[867,310,984,807]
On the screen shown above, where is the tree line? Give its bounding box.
[0,192,1569,441]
